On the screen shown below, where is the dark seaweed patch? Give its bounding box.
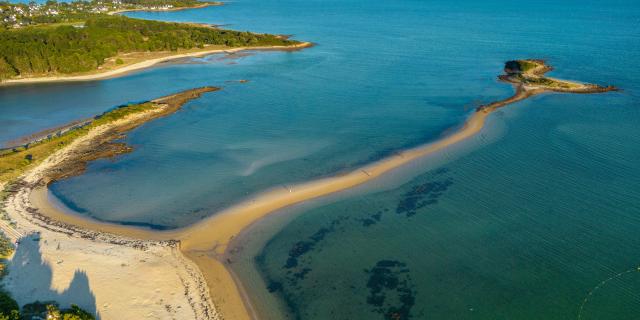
[365,260,416,320]
[359,211,383,227]
[285,241,314,268]
[283,217,348,270]
[293,268,312,280]
[310,227,331,242]
[254,253,302,319]
[279,215,351,294]
[433,167,449,175]
[257,216,352,319]
[267,280,283,293]
[396,178,453,217]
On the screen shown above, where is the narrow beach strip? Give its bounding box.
[0,42,312,86]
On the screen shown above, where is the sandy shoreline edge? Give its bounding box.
[0,42,313,86]
[1,61,617,319]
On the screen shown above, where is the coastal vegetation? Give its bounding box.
[476,60,617,113]
[0,290,18,320]
[0,15,296,80]
[0,296,94,320]
[0,234,11,261]
[504,59,540,73]
[500,59,616,92]
[0,115,103,183]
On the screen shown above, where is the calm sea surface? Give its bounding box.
[1,0,639,318]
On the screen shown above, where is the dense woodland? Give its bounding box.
[0,15,295,80]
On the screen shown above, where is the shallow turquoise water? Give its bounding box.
[2,0,640,318]
[245,92,640,319]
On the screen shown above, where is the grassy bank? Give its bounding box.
[0,102,156,183]
[0,87,218,183]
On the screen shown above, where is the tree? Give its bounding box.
[61,305,94,320]
[0,310,19,320]
[0,58,17,81]
[0,15,295,80]
[0,291,19,320]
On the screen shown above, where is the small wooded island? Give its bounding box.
[477,59,617,113]
[0,0,308,83]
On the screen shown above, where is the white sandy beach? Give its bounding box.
[1,179,219,320]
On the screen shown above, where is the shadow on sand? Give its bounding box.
[2,233,98,319]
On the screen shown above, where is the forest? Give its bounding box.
[0,15,296,80]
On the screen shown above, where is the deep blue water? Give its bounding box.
[1,0,640,319]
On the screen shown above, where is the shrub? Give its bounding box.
[0,291,19,320]
[61,304,94,320]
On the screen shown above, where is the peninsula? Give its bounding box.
[0,61,617,319]
[0,2,310,85]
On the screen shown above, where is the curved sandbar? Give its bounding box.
[6,60,617,320]
[0,42,312,87]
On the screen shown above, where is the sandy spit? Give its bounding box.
[1,61,617,320]
[8,97,496,320]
